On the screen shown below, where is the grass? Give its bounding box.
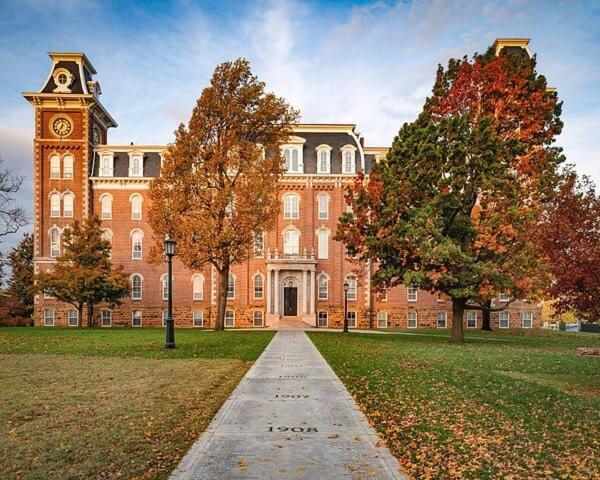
[309,328,600,480]
[0,328,274,479]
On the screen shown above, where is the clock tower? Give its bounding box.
[22,52,117,270]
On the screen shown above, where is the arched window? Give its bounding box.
[50,192,61,217]
[129,154,143,177]
[131,229,143,260]
[63,154,74,179]
[130,194,143,220]
[317,228,329,259]
[131,274,143,300]
[346,276,357,300]
[316,145,331,174]
[253,231,265,258]
[62,192,74,218]
[341,145,356,174]
[160,274,170,300]
[227,274,236,299]
[192,274,204,300]
[318,274,329,300]
[49,227,60,258]
[283,194,299,219]
[102,229,113,258]
[283,147,302,173]
[283,228,300,255]
[100,153,114,177]
[49,154,60,179]
[253,274,264,299]
[317,194,329,220]
[100,194,112,220]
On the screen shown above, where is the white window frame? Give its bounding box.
[62,192,74,218]
[407,310,418,328]
[317,311,328,327]
[466,311,477,329]
[68,308,79,327]
[341,144,357,174]
[101,309,112,327]
[253,310,264,327]
[192,274,204,300]
[131,229,143,260]
[499,293,510,302]
[193,310,204,327]
[253,273,264,300]
[499,311,510,329]
[316,144,332,174]
[407,285,418,302]
[227,274,236,300]
[43,308,55,326]
[99,153,114,177]
[346,276,357,301]
[224,310,235,328]
[317,194,329,220]
[283,194,300,219]
[131,274,143,300]
[283,227,300,255]
[132,310,142,327]
[100,193,112,220]
[522,311,533,329]
[347,311,357,328]
[317,228,329,259]
[62,154,74,179]
[128,153,143,177]
[437,312,447,328]
[318,274,329,300]
[130,194,143,220]
[282,146,303,174]
[161,274,170,301]
[49,227,60,258]
[377,311,388,328]
[50,154,60,179]
[50,192,61,218]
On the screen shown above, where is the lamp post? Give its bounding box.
[164,236,177,349]
[343,281,349,333]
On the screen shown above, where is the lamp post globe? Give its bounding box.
[343,281,349,333]
[164,236,177,349]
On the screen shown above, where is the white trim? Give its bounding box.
[191,273,204,300]
[317,311,328,327]
[131,273,143,300]
[227,273,236,300]
[522,311,533,329]
[317,272,329,300]
[407,285,418,302]
[67,308,79,327]
[224,309,235,328]
[407,310,418,328]
[317,193,329,219]
[283,193,300,219]
[43,308,55,326]
[466,310,477,329]
[192,310,204,327]
[377,311,388,328]
[131,310,143,327]
[315,144,332,174]
[436,311,447,328]
[100,309,112,327]
[252,309,264,327]
[499,311,510,329]
[340,144,357,174]
[253,272,264,300]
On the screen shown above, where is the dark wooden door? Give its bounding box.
[283,287,298,316]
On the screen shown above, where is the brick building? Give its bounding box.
[23,40,542,330]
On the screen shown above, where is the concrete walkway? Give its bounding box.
[170,330,405,479]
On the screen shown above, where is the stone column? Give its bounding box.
[309,269,316,316]
[302,270,308,315]
[273,269,280,317]
[266,268,272,315]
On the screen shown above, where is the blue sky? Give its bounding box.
[0,0,599,252]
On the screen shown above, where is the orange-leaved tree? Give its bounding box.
[148,58,299,330]
[34,216,130,327]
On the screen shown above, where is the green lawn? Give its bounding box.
[0,328,274,480]
[309,329,600,480]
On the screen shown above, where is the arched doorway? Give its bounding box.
[282,276,298,316]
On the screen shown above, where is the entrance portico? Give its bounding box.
[265,249,317,327]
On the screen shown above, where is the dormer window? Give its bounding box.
[283,147,303,174]
[316,144,331,174]
[341,145,357,174]
[99,153,113,177]
[128,153,143,177]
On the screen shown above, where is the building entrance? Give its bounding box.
[283,287,298,316]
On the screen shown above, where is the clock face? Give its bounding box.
[52,117,73,137]
[92,127,101,145]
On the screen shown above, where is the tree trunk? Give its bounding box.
[481,300,493,331]
[451,299,466,344]
[77,304,84,328]
[215,258,231,331]
[87,304,94,328]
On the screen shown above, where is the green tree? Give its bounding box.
[148,58,299,330]
[34,217,129,327]
[4,233,34,319]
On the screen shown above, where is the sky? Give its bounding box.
[0,0,599,254]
